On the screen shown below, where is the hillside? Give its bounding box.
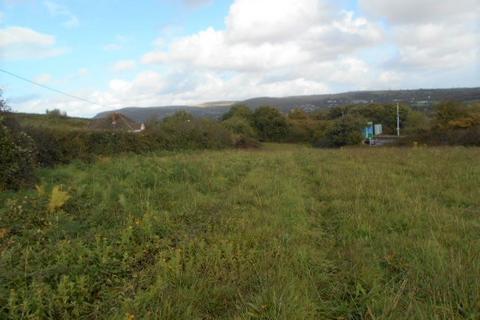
[95,105,232,123]
[94,87,480,122]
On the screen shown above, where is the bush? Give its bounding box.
[46,108,67,118]
[315,115,363,148]
[149,116,234,150]
[0,116,37,190]
[221,105,252,121]
[222,116,257,138]
[403,126,480,147]
[23,127,160,166]
[20,112,234,169]
[401,102,480,146]
[252,107,290,142]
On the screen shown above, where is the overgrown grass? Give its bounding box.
[1,145,479,319]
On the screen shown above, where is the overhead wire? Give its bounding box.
[0,68,110,109]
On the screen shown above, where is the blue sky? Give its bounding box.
[1,0,478,117]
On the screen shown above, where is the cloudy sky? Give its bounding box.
[1,0,479,117]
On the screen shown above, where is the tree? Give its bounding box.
[316,115,363,148]
[251,106,289,141]
[0,91,37,190]
[434,101,478,129]
[0,90,10,113]
[327,106,349,120]
[222,116,256,138]
[163,111,194,125]
[351,104,410,134]
[288,108,308,120]
[404,110,429,134]
[222,105,252,121]
[46,108,67,118]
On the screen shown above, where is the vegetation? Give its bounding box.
[1,145,479,319]
[92,87,480,121]
[251,106,290,142]
[14,113,90,130]
[0,95,37,191]
[2,87,480,317]
[46,108,68,119]
[404,101,480,146]
[315,115,364,147]
[2,86,479,191]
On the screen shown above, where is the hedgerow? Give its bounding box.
[0,116,37,190]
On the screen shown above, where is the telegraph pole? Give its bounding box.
[396,102,400,137]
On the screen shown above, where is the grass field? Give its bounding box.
[1,145,479,319]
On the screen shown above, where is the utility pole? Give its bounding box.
[396,102,400,137]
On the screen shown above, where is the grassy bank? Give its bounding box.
[1,145,479,319]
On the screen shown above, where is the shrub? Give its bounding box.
[46,108,67,118]
[403,110,430,134]
[0,116,37,190]
[221,105,252,121]
[47,185,71,213]
[315,115,364,148]
[252,106,290,142]
[404,126,480,147]
[222,116,257,138]
[23,127,159,166]
[147,112,234,150]
[433,101,469,129]
[402,102,480,146]
[286,118,321,143]
[21,112,234,169]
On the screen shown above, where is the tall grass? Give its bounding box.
[1,145,479,319]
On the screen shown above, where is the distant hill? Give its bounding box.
[95,105,233,123]
[89,112,141,131]
[94,87,480,122]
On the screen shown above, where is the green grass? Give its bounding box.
[1,145,479,319]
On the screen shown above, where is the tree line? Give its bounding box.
[1,88,479,191]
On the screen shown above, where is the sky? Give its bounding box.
[0,0,479,117]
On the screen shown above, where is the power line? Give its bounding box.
[0,68,110,109]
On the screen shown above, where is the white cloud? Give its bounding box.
[9,0,480,117]
[44,1,79,28]
[393,23,479,70]
[360,0,480,71]
[11,69,331,117]
[359,0,479,24]
[7,0,388,116]
[112,60,137,72]
[143,0,383,72]
[0,26,67,60]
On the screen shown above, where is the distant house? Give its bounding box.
[89,112,145,132]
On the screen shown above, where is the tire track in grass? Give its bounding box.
[292,148,390,319]
[112,150,290,319]
[117,148,335,319]
[293,148,480,319]
[225,148,335,319]
[291,149,356,318]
